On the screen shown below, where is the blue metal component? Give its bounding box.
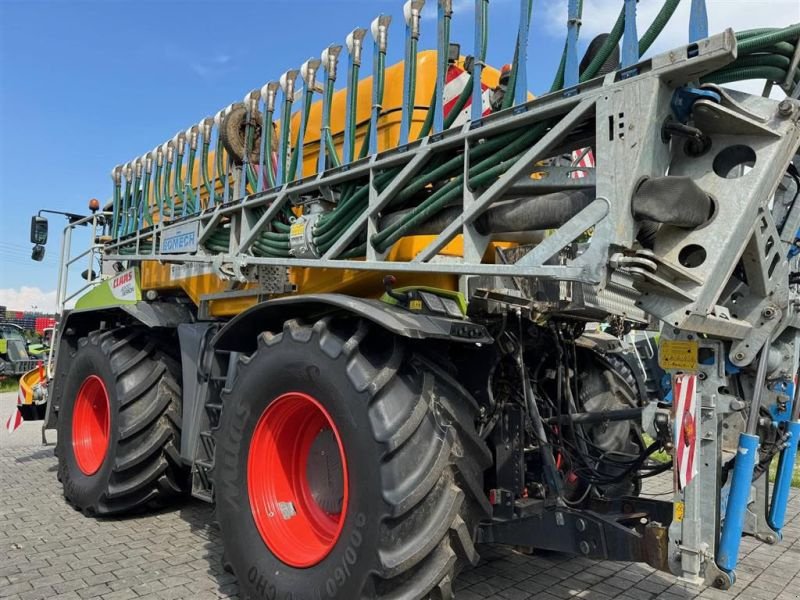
[471,0,486,122]
[621,0,639,69]
[789,229,800,258]
[564,0,580,88]
[514,0,531,106]
[689,0,709,43]
[670,86,721,123]
[768,380,793,423]
[717,432,759,573]
[662,374,674,405]
[434,1,447,133]
[769,421,800,533]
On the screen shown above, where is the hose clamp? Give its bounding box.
[155,146,164,166]
[166,140,175,162]
[111,165,123,184]
[134,158,143,178]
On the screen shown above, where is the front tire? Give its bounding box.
[57,327,187,515]
[215,317,492,600]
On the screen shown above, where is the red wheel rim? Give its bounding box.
[248,392,350,568]
[72,375,110,476]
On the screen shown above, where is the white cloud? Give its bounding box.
[542,0,799,96]
[0,288,58,314]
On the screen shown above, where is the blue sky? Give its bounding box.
[0,0,796,312]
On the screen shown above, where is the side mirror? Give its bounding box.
[30,216,48,245]
[31,245,45,262]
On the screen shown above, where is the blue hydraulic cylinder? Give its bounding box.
[769,420,800,533]
[717,432,759,573]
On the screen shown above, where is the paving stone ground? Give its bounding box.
[2,444,800,600]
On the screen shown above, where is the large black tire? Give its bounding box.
[577,349,645,498]
[215,317,492,600]
[56,327,187,516]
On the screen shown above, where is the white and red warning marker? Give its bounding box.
[443,65,493,128]
[570,148,595,178]
[673,373,699,489]
[5,407,23,434]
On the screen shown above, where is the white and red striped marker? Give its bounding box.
[443,65,493,128]
[5,407,23,434]
[570,148,595,178]
[673,374,699,489]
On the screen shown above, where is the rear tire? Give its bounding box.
[215,317,492,600]
[56,327,187,515]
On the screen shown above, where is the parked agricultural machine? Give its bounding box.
[15,0,800,597]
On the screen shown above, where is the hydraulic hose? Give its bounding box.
[174,142,186,209]
[279,83,295,184]
[346,62,361,162]
[702,66,796,86]
[738,25,800,54]
[419,5,451,138]
[358,49,387,160]
[576,0,680,86]
[638,0,681,56]
[324,80,341,168]
[372,122,548,251]
[244,119,259,192]
[288,89,314,182]
[141,164,152,227]
[152,158,163,223]
[201,140,215,204]
[407,39,418,119]
[163,150,175,217]
[215,136,226,202]
[113,173,125,238]
[185,147,198,213]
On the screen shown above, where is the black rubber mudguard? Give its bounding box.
[212,294,493,353]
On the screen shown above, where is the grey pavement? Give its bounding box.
[2,442,800,600]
